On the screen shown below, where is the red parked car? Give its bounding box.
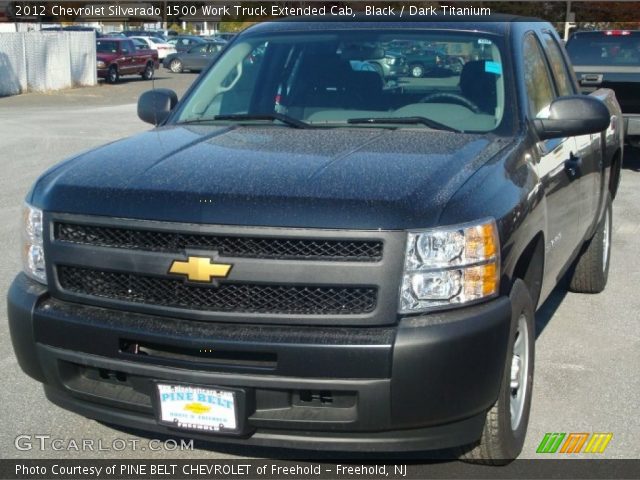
[96,38,158,84]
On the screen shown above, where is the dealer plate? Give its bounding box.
[157,384,237,432]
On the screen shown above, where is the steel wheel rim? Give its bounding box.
[602,208,610,272]
[109,69,116,82]
[170,60,181,73]
[510,313,529,431]
[412,66,422,77]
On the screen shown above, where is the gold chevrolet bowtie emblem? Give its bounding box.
[183,402,211,415]
[169,256,232,283]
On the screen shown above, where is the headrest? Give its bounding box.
[459,60,498,114]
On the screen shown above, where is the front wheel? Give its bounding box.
[106,65,119,84]
[409,63,424,78]
[460,279,535,464]
[569,193,612,293]
[141,62,154,80]
[169,59,183,73]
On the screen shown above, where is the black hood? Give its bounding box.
[30,125,507,230]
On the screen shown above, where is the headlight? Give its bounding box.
[383,56,397,65]
[22,204,47,284]
[97,60,106,69]
[400,219,499,313]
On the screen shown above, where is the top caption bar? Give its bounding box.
[5,1,640,23]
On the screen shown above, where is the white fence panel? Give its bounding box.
[25,32,70,91]
[0,33,27,96]
[0,31,96,97]
[68,32,97,87]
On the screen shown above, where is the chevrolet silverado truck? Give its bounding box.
[567,29,640,155]
[96,38,158,84]
[9,18,623,463]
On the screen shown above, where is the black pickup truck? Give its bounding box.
[9,18,623,463]
[567,30,640,149]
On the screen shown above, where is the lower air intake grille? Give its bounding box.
[57,266,377,316]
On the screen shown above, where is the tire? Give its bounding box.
[106,65,119,84]
[460,279,535,464]
[568,193,612,293]
[410,63,424,78]
[141,62,154,80]
[169,59,183,73]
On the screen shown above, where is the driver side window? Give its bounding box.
[523,34,555,118]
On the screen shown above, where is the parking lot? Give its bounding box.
[0,71,638,460]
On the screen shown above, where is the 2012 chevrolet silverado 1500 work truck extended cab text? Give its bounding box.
[9,18,623,463]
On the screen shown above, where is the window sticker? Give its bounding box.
[478,38,493,45]
[485,61,503,75]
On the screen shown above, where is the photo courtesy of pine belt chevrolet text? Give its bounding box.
[8,16,624,464]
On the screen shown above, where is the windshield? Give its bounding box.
[175,29,506,132]
[567,33,640,65]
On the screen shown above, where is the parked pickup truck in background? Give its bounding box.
[96,38,158,84]
[9,18,623,464]
[567,30,640,150]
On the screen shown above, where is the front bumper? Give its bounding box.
[8,273,511,452]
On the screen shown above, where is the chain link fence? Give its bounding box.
[0,31,96,97]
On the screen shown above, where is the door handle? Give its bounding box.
[564,153,582,179]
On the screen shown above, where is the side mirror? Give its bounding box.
[137,89,178,125]
[534,95,610,140]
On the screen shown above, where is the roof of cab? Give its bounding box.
[242,14,546,36]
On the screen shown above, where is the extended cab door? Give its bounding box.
[131,38,148,72]
[118,40,136,74]
[540,31,603,241]
[523,33,580,283]
[127,39,146,72]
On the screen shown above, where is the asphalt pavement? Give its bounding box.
[0,72,638,461]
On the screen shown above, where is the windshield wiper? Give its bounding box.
[214,113,311,129]
[347,116,462,133]
[176,113,311,129]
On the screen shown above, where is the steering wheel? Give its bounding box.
[420,92,481,114]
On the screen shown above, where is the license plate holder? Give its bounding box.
[155,383,242,434]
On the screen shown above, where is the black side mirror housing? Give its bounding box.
[137,89,178,126]
[534,95,610,140]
